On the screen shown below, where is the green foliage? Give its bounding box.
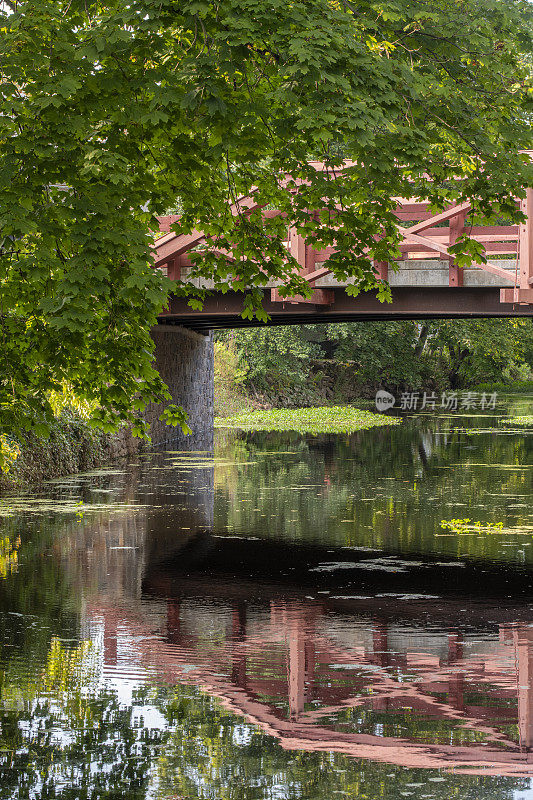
[0,0,532,438]
[428,319,533,388]
[216,320,533,406]
[321,321,430,389]
[0,409,130,488]
[214,341,252,417]
[215,405,400,433]
[473,380,533,393]
[0,436,20,474]
[48,384,95,419]
[158,404,192,435]
[217,328,321,402]
[323,319,533,390]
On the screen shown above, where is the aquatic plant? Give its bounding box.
[215,406,400,434]
[440,518,505,534]
[502,416,533,427]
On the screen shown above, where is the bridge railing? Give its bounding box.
[153,187,533,307]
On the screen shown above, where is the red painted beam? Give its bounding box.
[449,209,467,287]
[500,288,533,304]
[519,188,533,290]
[374,261,388,280]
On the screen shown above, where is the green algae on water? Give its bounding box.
[502,415,533,427]
[215,406,400,434]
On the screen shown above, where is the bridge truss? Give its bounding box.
[152,174,533,330]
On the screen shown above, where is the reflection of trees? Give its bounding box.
[0,516,80,689]
[214,417,533,563]
[0,520,530,799]
[0,682,163,799]
[0,508,165,799]
[1,666,528,800]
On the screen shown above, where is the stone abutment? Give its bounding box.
[147,325,214,449]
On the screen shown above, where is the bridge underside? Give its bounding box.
[158,286,533,333]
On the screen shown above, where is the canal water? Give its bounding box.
[0,396,532,799]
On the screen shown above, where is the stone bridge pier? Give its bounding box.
[146,325,214,448]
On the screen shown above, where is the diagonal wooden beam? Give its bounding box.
[152,171,321,266]
[400,201,471,236]
[472,261,516,282]
[303,265,334,284]
[397,222,517,285]
[396,226,451,258]
[153,229,207,267]
[151,186,266,266]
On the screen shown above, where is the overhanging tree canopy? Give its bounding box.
[0,0,532,437]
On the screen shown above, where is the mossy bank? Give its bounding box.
[0,412,143,491]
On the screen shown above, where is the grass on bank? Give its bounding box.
[214,406,400,434]
[472,380,533,394]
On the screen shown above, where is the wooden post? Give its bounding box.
[305,243,316,275]
[374,261,388,281]
[271,221,333,305]
[448,209,467,287]
[305,211,319,275]
[166,257,182,282]
[501,188,533,304]
[519,188,533,290]
[289,226,306,271]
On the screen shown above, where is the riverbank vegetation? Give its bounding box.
[0,384,141,487]
[215,406,399,435]
[0,411,140,490]
[215,319,533,414]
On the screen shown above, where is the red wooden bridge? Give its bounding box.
[152,169,533,332]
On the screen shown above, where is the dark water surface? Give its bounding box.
[1,397,532,799]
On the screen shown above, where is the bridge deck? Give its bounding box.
[158,285,533,332]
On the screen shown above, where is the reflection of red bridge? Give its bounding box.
[91,598,533,775]
[152,171,533,330]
